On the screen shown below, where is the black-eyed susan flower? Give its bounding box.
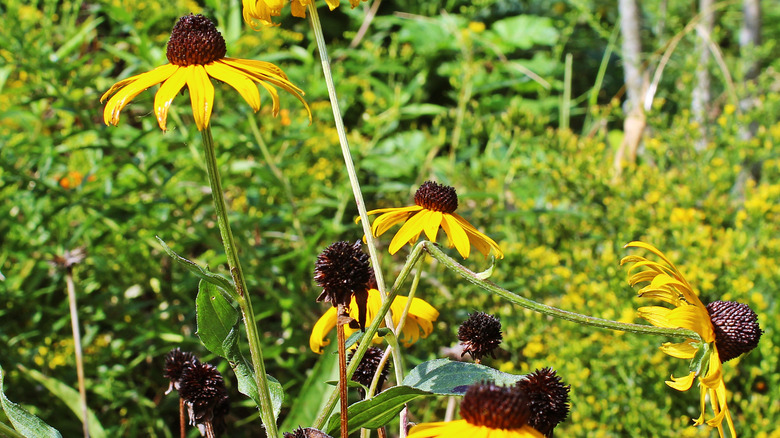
[458,311,502,363]
[242,0,368,28]
[622,241,762,437]
[101,14,310,132]
[407,381,544,438]
[309,288,439,354]
[361,181,503,259]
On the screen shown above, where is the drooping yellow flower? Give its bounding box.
[101,14,310,131]
[309,288,439,354]
[622,241,762,438]
[360,181,504,259]
[242,0,367,28]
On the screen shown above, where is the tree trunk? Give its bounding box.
[733,0,763,199]
[693,0,715,151]
[613,0,647,179]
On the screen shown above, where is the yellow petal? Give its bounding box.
[102,64,178,126]
[365,206,422,217]
[667,305,715,342]
[636,306,673,327]
[185,65,215,130]
[441,213,470,259]
[291,0,307,17]
[206,61,262,111]
[422,210,443,242]
[371,210,417,237]
[309,306,338,353]
[325,0,340,10]
[388,211,427,254]
[451,212,503,258]
[221,58,312,122]
[665,371,696,391]
[660,340,698,359]
[153,67,188,131]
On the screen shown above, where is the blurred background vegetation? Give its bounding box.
[0,0,778,436]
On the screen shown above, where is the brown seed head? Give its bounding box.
[414,181,458,213]
[706,300,762,362]
[460,381,530,430]
[178,361,229,426]
[166,14,226,66]
[458,311,503,362]
[349,347,390,395]
[314,241,371,308]
[516,368,571,437]
[163,348,199,393]
[283,427,333,438]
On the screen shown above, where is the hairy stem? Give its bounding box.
[201,126,278,438]
[424,242,702,341]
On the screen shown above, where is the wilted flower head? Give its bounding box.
[163,348,199,394]
[517,368,571,437]
[458,311,503,362]
[283,427,333,438]
[349,347,390,397]
[178,361,230,435]
[314,241,371,329]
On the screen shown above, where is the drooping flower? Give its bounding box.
[622,241,762,438]
[407,381,544,438]
[360,181,503,259]
[309,288,439,354]
[101,14,310,131]
[242,0,368,28]
[458,311,503,363]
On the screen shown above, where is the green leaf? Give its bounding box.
[196,280,239,357]
[326,386,430,435]
[156,236,236,298]
[402,359,526,395]
[490,15,559,50]
[0,365,62,438]
[195,281,284,420]
[475,257,496,280]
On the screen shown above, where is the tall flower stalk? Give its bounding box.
[305,5,409,427]
[201,127,280,438]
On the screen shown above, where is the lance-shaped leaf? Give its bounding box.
[0,365,62,438]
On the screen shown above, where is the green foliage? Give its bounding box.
[1,0,778,437]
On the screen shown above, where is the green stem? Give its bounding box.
[313,242,427,430]
[306,3,390,302]
[200,127,279,438]
[424,242,702,341]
